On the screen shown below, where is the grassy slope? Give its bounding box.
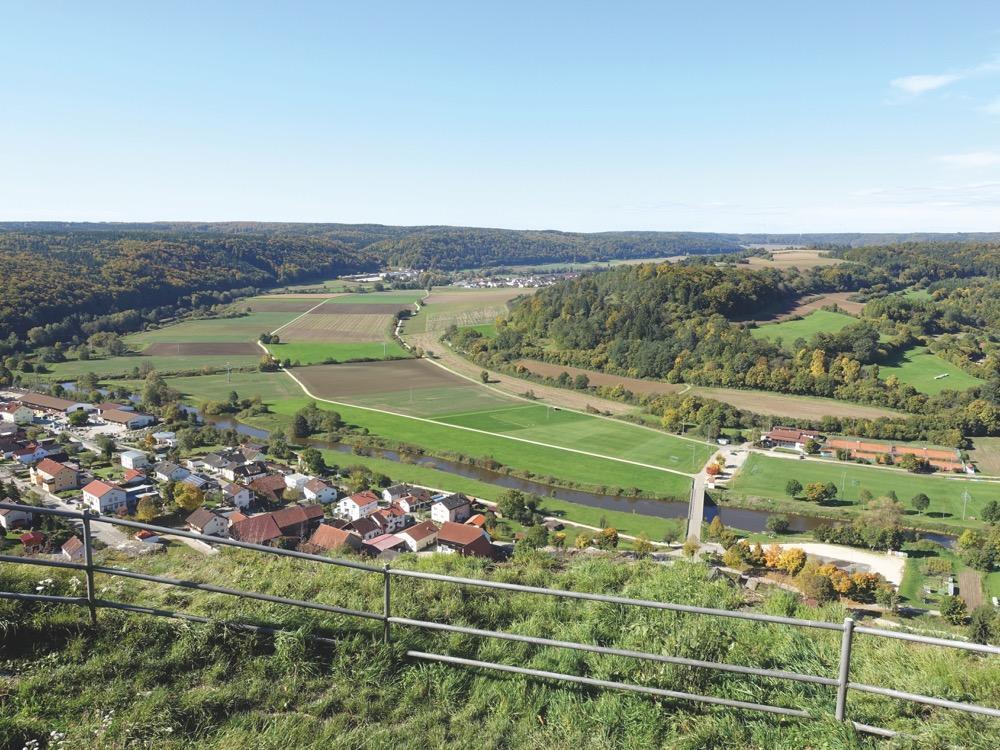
[750,310,856,346]
[729,454,998,530]
[265,339,410,365]
[3,552,998,748]
[878,345,986,395]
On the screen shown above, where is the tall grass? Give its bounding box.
[1,546,999,748]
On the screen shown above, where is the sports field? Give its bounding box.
[403,287,527,335]
[290,358,713,475]
[750,309,857,347]
[730,453,1000,529]
[878,345,986,395]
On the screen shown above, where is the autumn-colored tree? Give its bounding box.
[174,484,204,512]
[598,527,619,549]
[705,463,721,477]
[850,572,881,602]
[682,537,699,558]
[750,542,766,567]
[763,543,783,569]
[777,547,807,576]
[707,516,725,540]
[135,496,158,522]
[633,532,653,557]
[551,532,566,549]
[803,482,832,503]
[574,533,592,550]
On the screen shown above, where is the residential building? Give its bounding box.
[20,531,46,555]
[271,504,325,539]
[306,523,363,553]
[303,478,337,504]
[249,474,287,505]
[0,507,33,531]
[364,533,407,555]
[382,484,415,503]
[185,507,229,537]
[230,461,269,483]
[372,506,409,534]
[153,461,190,483]
[762,426,824,451]
[395,491,434,514]
[120,450,149,470]
[151,431,176,447]
[345,516,382,542]
[61,536,85,562]
[13,444,48,464]
[222,483,254,509]
[82,480,128,514]
[397,520,439,552]
[431,494,472,525]
[230,514,283,545]
[0,402,33,425]
[337,490,380,521]
[436,522,494,558]
[30,458,79,494]
[283,473,310,491]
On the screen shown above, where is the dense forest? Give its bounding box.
[452,253,1000,439]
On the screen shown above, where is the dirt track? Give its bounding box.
[142,342,261,356]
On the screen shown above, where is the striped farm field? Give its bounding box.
[403,287,529,334]
[279,313,393,342]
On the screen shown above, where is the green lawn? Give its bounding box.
[878,345,986,395]
[126,312,296,344]
[438,403,712,474]
[266,340,410,365]
[340,384,517,419]
[44,353,262,380]
[750,309,857,347]
[730,453,1000,530]
[466,323,498,338]
[162,371,307,403]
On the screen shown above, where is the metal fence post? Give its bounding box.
[835,617,854,721]
[81,510,97,625]
[383,563,392,644]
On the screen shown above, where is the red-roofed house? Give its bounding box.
[223,483,254,509]
[436,522,494,559]
[230,514,283,545]
[30,458,79,493]
[345,516,382,541]
[271,504,325,539]
[20,531,46,554]
[249,474,287,505]
[337,490,379,521]
[61,536,85,562]
[763,426,824,451]
[82,480,127,514]
[364,533,407,555]
[0,402,33,425]
[303,478,337,504]
[306,523,363,553]
[397,520,439,552]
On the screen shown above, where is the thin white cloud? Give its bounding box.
[890,55,1000,97]
[891,74,962,94]
[935,151,1000,168]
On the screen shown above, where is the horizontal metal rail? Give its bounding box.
[406,650,812,718]
[389,616,838,686]
[849,682,1000,719]
[854,625,1000,656]
[389,568,844,631]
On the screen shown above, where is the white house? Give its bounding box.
[0,402,34,425]
[82,480,128,514]
[303,478,337,504]
[120,450,149,470]
[397,520,439,552]
[382,483,414,503]
[13,444,48,464]
[283,473,310,491]
[61,536,85,562]
[337,490,380,521]
[152,431,176,447]
[153,461,190,483]
[0,507,33,531]
[345,516,382,542]
[222,483,254,509]
[431,494,472,525]
[185,507,229,537]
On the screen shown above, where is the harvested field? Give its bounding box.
[425,288,528,306]
[292,359,514,417]
[747,292,866,324]
[958,569,984,610]
[279,313,391,343]
[746,249,843,270]
[516,359,901,419]
[310,303,414,315]
[142,342,261,356]
[516,359,684,396]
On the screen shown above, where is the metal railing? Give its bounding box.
[2,501,999,739]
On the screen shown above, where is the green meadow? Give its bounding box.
[878,345,985,395]
[730,453,999,529]
[265,340,410,365]
[750,309,857,347]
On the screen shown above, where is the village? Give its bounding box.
[0,390,504,562]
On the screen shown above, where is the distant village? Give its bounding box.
[0,389,504,562]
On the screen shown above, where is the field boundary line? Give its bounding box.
[436,403,544,421]
[277,367,695,479]
[418,348,714,450]
[269,299,334,336]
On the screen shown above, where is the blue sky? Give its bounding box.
[3,1,1000,232]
